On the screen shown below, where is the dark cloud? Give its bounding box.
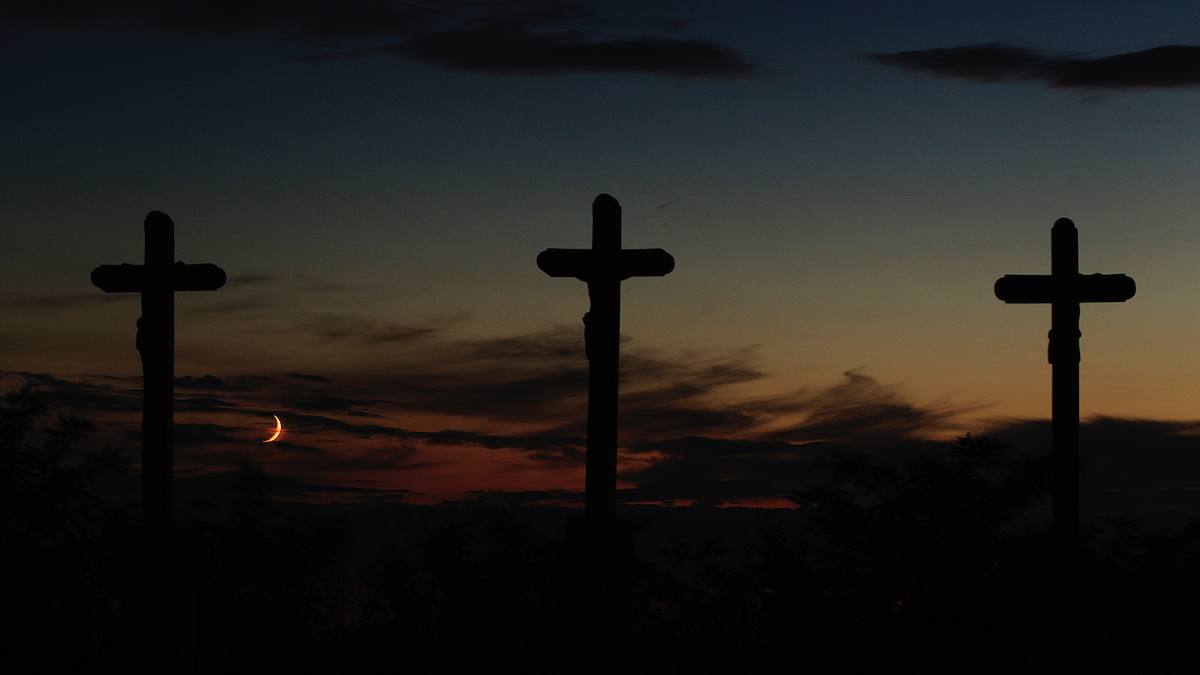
[367,328,767,441]
[2,0,759,78]
[265,439,327,455]
[317,445,432,472]
[170,422,245,447]
[286,372,333,383]
[742,369,974,444]
[175,374,229,390]
[279,392,385,416]
[274,409,584,459]
[175,395,240,412]
[461,488,585,505]
[190,299,277,315]
[175,374,275,391]
[0,292,136,311]
[622,436,832,505]
[225,274,273,287]
[620,479,778,508]
[297,313,442,344]
[3,371,142,412]
[871,43,1200,90]
[13,331,1200,520]
[172,471,412,502]
[986,416,1200,524]
[385,29,756,77]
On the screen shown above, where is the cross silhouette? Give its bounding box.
[538,194,674,518]
[92,211,226,533]
[995,218,1135,561]
[995,218,1134,674]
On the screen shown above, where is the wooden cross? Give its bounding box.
[994,217,1135,566]
[92,211,226,535]
[538,194,674,518]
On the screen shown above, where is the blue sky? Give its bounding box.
[5,1,1200,514]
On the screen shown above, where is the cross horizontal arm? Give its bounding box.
[994,273,1136,304]
[537,248,675,281]
[91,262,227,293]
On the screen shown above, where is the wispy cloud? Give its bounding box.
[3,371,143,412]
[3,0,760,78]
[286,372,334,384]
[14,324,1200,519]
[176,374,276,391]
[741,369,976,444]
[871,43,1200,90]
[0,292,136,311]
[225,274,274,287]
[295,313,451,344]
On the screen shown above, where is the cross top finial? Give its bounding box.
[592,194,620,251]
[146,210,173,228]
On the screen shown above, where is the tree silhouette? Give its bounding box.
[8,386,1200,675]
[0,385,132,671]
[785,435,1053,673]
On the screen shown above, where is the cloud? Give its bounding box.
[384,29,756,77]
[461,488,585,506]
[267,409,585,460]
[871,43,1200,90]
[286,372,333,384]
[12,326,1200,520]
[176,374,275,391]
[317,445,432,472]
[296,313,445,344]
[225,274,273,287]
[0,292,136,311]
[3,371,143,412]
[170,471,413,503]
[741,369,975,444]
[171,422,246,447]
[190,298,278,315]
[985,416,1200,524]
[2,0,760,78]
[279,392,386,416]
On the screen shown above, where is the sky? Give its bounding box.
[5,1,1200,518]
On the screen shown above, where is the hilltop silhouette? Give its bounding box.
[6,387,1200,674]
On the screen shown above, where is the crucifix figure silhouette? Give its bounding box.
[995,217,1135,674]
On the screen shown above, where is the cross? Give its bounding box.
[994,218,1134,563]
[539,194,673,673]
[995,218,1134,673]
[538,194,674,519]
[91,211,226,535]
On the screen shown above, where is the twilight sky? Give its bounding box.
[6,1,1200,516]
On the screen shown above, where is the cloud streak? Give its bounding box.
[871,43,1200,90]
[2,0,760,78]
[13,319,1200,520]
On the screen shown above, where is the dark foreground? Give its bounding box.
[4,386,1199,674]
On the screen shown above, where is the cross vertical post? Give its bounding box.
[584,196,622,518]
[141,211,176,537]
[1050,221,1081,571]
[994,217,1135,673]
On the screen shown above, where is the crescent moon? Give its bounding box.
[263,415,282,443]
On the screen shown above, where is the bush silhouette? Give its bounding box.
[0,385,131,670]
[8,387,1200,675]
